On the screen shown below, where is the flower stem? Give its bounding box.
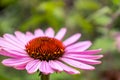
[41,73,50,80]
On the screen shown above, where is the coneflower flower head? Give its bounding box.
[0,27,103,75]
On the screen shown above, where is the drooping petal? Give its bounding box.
[55,28,67,40]
[26,60,41,74]
[2,58,33,67]
[66,41,92,52]
[39,61,54,74]
[60,57,95,70]
[63,33,81,46]
[49,60,63,71]
[34,29,44,37]
[54,61,80,74]
[45,27,55,37]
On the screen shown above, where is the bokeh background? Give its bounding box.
[0,0,120,80]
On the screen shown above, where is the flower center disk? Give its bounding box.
[25,37,65,61]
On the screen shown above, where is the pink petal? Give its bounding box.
[2,58,32,67]
[63,55,101,65]
[64,54,103,59]
[26,32,33,36]
[25,32,35,42]
[11,48,27,53]
[34,29,44,37]
[0,49,28,58]
[14,64,26,70]
[3,34,24,47]
[0,39,25,51]
[49,60,63,71]
[26,60,41,74]
[66,41,92,52]
[63,33,81,46]
[60,57,95,70]
[45,27,54,37]
[55,61,80,74]
[39,61,54,75]
[55,28,67,40]
[65,49,102,55]
[3,47,27,54]
[14,31,27,44]
[0,49,17,58]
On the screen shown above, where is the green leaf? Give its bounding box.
[112,0,120,6]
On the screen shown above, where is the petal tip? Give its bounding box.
[1,60,9,66]
[27,71,35,74]
[47,27,53,30]
[88,41,92,45]
[61,27,67,30]
[76,33,81,37]
[100,55,103,58]
[92,67,95,70]
[98,48,102,51]
[67,71,80,74]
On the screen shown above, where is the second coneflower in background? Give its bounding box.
[0,27,103,80]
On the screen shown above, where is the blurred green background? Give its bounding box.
[0,0,120,80]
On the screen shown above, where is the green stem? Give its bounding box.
[41,73,50,80]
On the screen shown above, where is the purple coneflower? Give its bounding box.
[0,27,102,80]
